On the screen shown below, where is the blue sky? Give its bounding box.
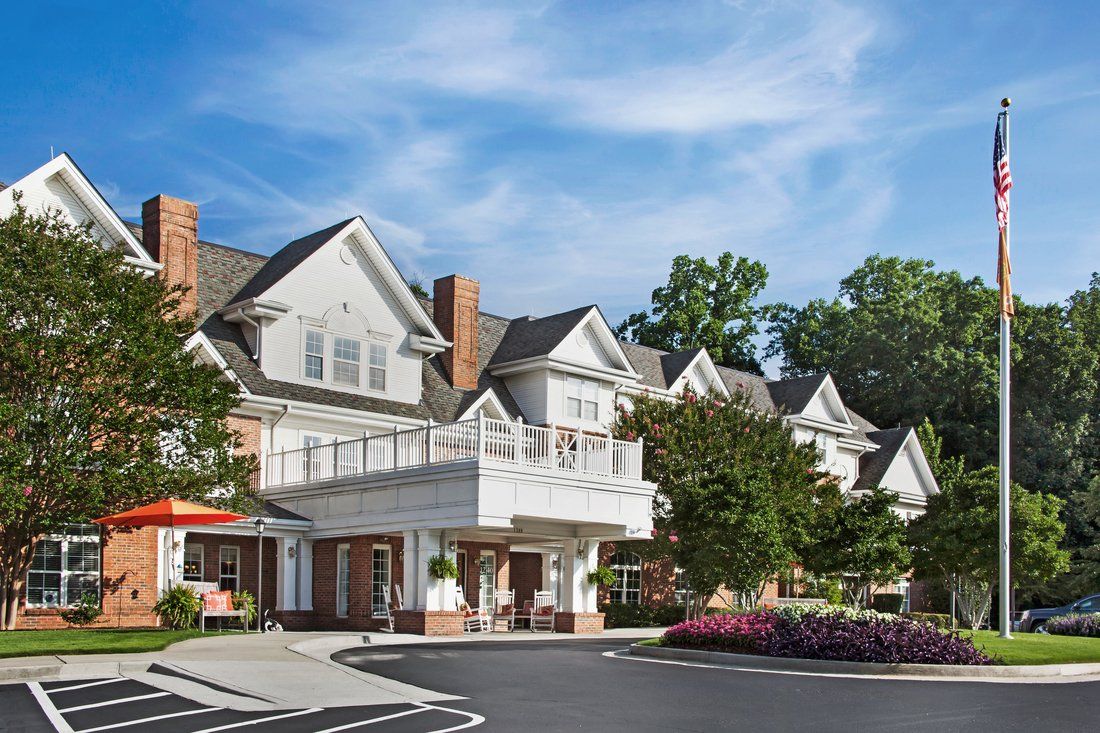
[2,1,1097,372]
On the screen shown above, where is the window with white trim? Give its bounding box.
[372,545,391,617]
[479,551,496,610]
[333,336,361,387]
[304,329,325,380]
[183,544,204,582]
[674,567,688,605]
[219,546,239,592]
[368,343,387,391]
[608,551,641,605]
[337,544,351,617]
[302,435,325,477]
[27,524,101,607]
[565,377,599,421]
[894,578,911,612]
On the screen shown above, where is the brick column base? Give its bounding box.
[554,612,605,634]
[393,610,464,636]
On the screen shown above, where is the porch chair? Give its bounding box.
[530,590,556,633]
[381,585,395,632]
[455,586,489,632]
[492,589,516,632]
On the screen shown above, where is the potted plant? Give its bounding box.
[151,584,201,629]
[586,566,616,587]
[427,554,460,581]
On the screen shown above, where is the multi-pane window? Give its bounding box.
[674,567,688,605]
[608,551,641,605]
[304,330,325,380]
[479,551,496,610]
[27,525,101,607]
[566,377,599,421]
[336,544,351,617]
[894,578,911,613]
[333,336,361,387]
[368,343,387,391]
[372,546,391,617]
[219,546,239,592]
[182,544,204,582]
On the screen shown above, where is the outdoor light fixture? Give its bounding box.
[448,540,456,552]
[254,518,266,535]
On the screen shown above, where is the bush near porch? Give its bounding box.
[600,603,687,629]
[660,606,994,665]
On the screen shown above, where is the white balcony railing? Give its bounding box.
[264,415,645,489]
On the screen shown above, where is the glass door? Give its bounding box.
[479,551,496,609]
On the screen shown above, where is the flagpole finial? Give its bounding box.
[1001,97,1011,109]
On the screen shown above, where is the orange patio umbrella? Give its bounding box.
[95,499,251,587]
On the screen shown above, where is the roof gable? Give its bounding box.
[0,154,158,274]
[852,427,939,500]
[489,306,595,366]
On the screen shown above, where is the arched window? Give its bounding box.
[607,551,641,605]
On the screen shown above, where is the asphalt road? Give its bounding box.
[333,637,1099,733]
[0,676,479,733]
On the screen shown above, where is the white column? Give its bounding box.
[581,541,599,613]
[416,530,442,610]
[298,539,314,611]
[540,552,555,605]
[159,529,187,592]
[402,530,419,610]
[559,539,585,613]
[275,537,297,611]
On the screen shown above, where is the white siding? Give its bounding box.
[1,175,114,245]
[259,233,423,406]
[550,322,614,368]
[879,443,932,502]
[504,370,550,425]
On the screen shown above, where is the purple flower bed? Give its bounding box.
[662,611,776,654]
[660,609,994,665]
[1045,614,1100,638]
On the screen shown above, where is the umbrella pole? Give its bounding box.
[169,520,175,591]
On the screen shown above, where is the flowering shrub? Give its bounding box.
[660,608,994,665]
[662,612,776,654]
[766,613,994,665]
[1045,614,1100,638]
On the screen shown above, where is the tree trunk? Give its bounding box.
[0,534,35,631]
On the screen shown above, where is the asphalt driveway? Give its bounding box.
[333,637,1098,732]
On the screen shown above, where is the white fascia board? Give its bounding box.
[177,519,311,536]
[812,375,854,427]
[571,307,639,376]
[2,154,157,266]
[219,298,293,321]
[457,389,512,421]
[184,331,250,394]
[903,429,940,496]
[409,333,451,355]
[241,393,427,430]
[837,435,879,451]
[343,218,447,342]
[676,349,730,398]
[785,414,856,435]
[490,355,640,385]
[124,256,163,277]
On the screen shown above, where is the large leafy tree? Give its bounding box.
[909,421,1068,629]
[0,199,256,629]
[616,253,769,374]
[803,485,911,608]
[613,387,834,614]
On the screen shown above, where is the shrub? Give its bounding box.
[870,593,905,614]
[663,611,777,654]
[59,592,104,627]
[152,585,201,629]
[600,603,654,629]
[903,612,952,630]
[766,613,994,665]
[1045,614,1100,638]
[232,590,257,627]
[801,575,844,605]
[650,603,689,627]
[771,604,897,624]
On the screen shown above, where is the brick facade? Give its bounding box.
[393,610,464,636]
[554,612,605,633]
[309,534,404,631]
[507,551,542,607]
[456,541,509,607]
[227,413,261,460]
[181,531,278,617]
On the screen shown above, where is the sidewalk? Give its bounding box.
[0,627,657,710]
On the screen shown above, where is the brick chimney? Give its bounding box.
[142,195,199,316]
[433,274,480,390]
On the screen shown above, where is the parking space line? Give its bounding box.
[76,705,221,732]
[28,682,75,733]
[190,707,324,732]
[56,691,170,713]
[415,702,486,732]
[309,706,428,732]
[48,679,126,694]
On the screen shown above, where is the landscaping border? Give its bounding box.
[629,642,1100,679]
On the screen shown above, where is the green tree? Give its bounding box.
[804,485,911,608]
[0,198,256,629]
[616,253,769,374]
[614,387,833,614]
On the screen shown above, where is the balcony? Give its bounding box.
[265,415,644,489]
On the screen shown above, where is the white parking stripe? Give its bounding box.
[47,679,126,694]
[56,691,170,713]
[416,702,486,732]
[309,706,427,732]
[76,706,220,732]
[28,682,75,733]
[189,707,323,732]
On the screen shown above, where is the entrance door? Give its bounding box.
[479,551,496,609]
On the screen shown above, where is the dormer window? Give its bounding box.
[566,376,599,421]
[333,336,361,387]
[368,343,387,391]
[304,330,325,380]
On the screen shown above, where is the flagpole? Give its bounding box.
[998,98,1012,639]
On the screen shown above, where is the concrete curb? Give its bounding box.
[0,660,153,683]
[629,643,1100,679]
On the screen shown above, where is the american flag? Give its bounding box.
[994,116,1014,318]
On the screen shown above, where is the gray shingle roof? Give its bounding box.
[851,427,911,493]
[487,305,596,366]
[617,342,669,389]
[250,499,312,522]
[716,366,776,413]
[661,347,706,387]
[766,373,829,415]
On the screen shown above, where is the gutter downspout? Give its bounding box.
[237,308,262,363]
[270,404,291,455]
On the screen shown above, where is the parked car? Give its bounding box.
[1019,594,1100,633]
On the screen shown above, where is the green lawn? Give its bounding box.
[0,628,221,659]
[964,630,1100,665]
